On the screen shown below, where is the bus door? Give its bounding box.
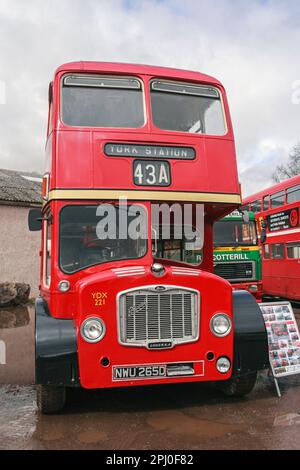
[285,241,300,300]
[263,242,287,297]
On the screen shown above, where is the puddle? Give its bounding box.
[273,413,300,427]
[0,306,300,449]
[0,385,37,450]
[0,305,35,385]
[147,410,246,439]
[78,430,107,444]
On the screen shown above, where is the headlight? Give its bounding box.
[248,284,258,292]
[210,313,232,337]
[216,356,231,373]
[58,280,70,292]
[80,317,106,343]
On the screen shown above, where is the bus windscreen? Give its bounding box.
[213,220,257,247]
[59,204,148,273]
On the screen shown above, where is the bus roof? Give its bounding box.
[54,61,223,87]
[243,175,300,204]
[222,210,255,221]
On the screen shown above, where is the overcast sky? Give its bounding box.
[0,0,299,196]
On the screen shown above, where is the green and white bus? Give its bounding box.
[213,211,262,301]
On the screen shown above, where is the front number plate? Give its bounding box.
[113,364,167,381]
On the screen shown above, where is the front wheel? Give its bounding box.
[218,372,258,397]
[37,385,66,414]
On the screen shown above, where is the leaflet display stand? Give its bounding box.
[259,301,300,397]
[267,367,281,397]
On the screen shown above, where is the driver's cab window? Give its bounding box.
[152,225,203,265]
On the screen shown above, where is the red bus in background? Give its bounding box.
[28,62,268,413]
[243,175,300,301]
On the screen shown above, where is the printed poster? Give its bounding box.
[259,302,300,378]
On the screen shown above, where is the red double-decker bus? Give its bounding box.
[29,62,268,413]
[243,175,300,300]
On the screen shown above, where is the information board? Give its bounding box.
[259,302,300,378]
[266,208,299,232]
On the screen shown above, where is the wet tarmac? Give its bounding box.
[0,304,300,450]
[0,305,34,385]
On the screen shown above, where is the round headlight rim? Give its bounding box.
[216,356,231,374]
[58,280,71,293]
[210,313,232,338]
[249,284,258,292]
[80,316,106,344]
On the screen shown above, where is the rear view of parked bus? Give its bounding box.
[243,175,300,300]
[213,211,262,301]
[28,62,268,413]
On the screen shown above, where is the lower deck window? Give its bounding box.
[270,243,285,259]
[263,244,270,259]
[153,225,203,265]
[287,242,300,259]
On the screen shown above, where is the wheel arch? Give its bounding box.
[35,296,80,386]
[232,290,269,376]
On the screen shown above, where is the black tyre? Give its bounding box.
[37,385,66,414]
[219,372,258,397]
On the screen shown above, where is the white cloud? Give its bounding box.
[0,0,299,196]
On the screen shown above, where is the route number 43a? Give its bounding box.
[133,160,171,186]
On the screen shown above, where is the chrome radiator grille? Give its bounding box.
[118,286,200,348]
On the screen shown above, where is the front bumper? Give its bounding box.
[35,295,234,388]
[35,290,269,388]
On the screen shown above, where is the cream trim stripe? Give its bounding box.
[48,189,241,204]
[265,228,300,238]
[214,246,260,252]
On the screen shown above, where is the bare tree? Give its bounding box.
[272,142,300,183]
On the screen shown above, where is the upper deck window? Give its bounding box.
[263,196,269,211]
[150,80,226,135]
[287,185,300,204]
[250,199,261,213]
[61,74,145,128]
[270,191,285,209]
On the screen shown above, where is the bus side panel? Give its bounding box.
[286,256,300,300]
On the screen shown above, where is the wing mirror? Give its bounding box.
[241,210,250,223]
[28,208,42,231]
[260,228,267,244]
